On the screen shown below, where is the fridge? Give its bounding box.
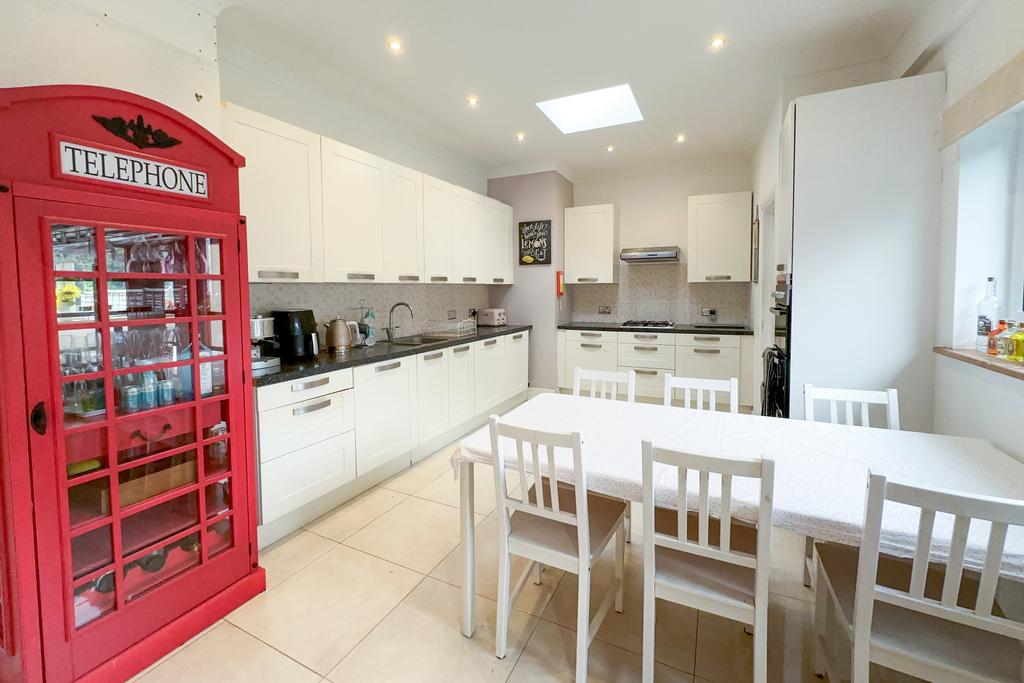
[0,85,265,682]
[766,72,945,431]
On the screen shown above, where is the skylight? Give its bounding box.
[536,84,643,134]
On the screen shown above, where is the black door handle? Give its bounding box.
[30,401,47,436]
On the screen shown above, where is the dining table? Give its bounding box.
[452,392,1024,637]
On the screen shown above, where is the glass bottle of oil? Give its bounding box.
[996,321,1016,359]
[1010,323,1024,363]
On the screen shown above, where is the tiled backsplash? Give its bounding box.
[570,262,750,324]
[249,283,491,338]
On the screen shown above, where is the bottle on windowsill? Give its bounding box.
[976,276,1003,352]
[988,320,1007,355]
[996,321,1016,359]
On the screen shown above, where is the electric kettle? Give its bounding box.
[324,318,359,351]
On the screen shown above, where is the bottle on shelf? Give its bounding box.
[1009,323,1024,363]
[976,276,1003,352]
[988,320,1008,355]
[996,321,1016,359]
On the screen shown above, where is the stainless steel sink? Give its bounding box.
[388,335,449,346]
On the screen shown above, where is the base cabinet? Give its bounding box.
[354,356,418,475]
[417,349,450,448]
[448,342,477,425]
[475,336,506,413]
[261,432,356,522]
[564,339,618,381]
[504,331,529,397]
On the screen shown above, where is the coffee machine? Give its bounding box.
[272,309,319,360]
[249,314,282,376]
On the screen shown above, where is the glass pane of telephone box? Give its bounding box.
[51,224,97,272]
[105,229,189,274]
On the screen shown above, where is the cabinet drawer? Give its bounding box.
[565,340,618,375]
[675,345,741,381]
[258,390,354,463]
[566,329,614,343]
[616,331,675,345]
[617,342,675,369]
[256,369,354,412]
[674,333,741,349]
[621,367,670,399]
[260,431,356,523]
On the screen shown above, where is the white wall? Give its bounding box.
[0,0,221,131]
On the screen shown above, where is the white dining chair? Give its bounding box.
[814,472,1024,683]
[573,366,636,402]
[490,416,627,683]
[663,374,739,413]
[641,441,774,683]
[803,384,900,430]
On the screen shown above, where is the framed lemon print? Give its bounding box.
[518,220,551,265]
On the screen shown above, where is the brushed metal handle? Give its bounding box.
[634,345,658,351]
[580,332,602,338]
[512,334,523,340]
[580,343,602,349]
[705,275,732,281]
[398,275,420,282]
[293,399,331,416]
[291,376,329,392]
[577,277,598,283]
[375,361,402,373]
[258,270,299,279]
[430,276,449,282]
[694,336,721,342]
[454,345,471,353]
[462,277,477,283]
[484,339,498,347]
[492,278,504,283]
[693,348,721,354]
[634,369,658,376]
[634,334,658,340]
[347,273,375,280]
[423,351,443,361]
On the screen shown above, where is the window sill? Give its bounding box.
[934,347,1024,382]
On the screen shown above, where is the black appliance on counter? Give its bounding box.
[761,271,791,417]
[272,309,319,361]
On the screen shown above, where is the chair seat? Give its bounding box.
[816,542,1024,682]
[511,483,626,564]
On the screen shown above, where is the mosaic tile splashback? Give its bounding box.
[570,262,750,324]
[249,282,492,339]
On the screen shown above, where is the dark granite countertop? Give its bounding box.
[558,322,753,335]
[253,324,533,388]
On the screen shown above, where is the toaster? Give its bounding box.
[477,308,507,327]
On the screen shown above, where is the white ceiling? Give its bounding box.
[219,0,928,180]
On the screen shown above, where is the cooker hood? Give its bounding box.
[619,246,681,264]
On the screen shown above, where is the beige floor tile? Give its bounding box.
[508,619,693,682]
[381,445,459,494]
[769,528,815,603]
[326,577,538,682]
[136,621,319,683]
[542,542,698,673]
[129,620,223,681]
[693,593,817,683]
[430,515,565,616]
[306,487,407,542]
[227,545,422,675]
[343,496,483,574]
[415,463,519,516]
[258,529,337,589]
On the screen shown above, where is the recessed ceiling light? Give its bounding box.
[536,84,643,135]
[466,94,480,107]
[606,145,615,152]
[514,132,525,142]
[709,36,726,50]
[387,37,403,53]
[676,133,686,143]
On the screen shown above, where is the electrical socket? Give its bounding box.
[447,309,457,321]
[701,307,717,317]
[468,308,477,318]
[598,306,612,315]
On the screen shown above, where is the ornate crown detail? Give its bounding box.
[92,114,181,150]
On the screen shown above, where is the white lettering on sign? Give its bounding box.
[58,140,208,198]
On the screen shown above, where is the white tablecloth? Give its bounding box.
[454,393,1024,579]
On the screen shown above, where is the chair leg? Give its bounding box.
[532,562,543,585]
[614,522,625,613]
[624,501,632,543]
[575,564,591,683]
[752,602,768,683]
[852,637,870,683]
[803,536,814,587]
[641,570,656,683]
[495,548,511,659]
[813,557,828,677]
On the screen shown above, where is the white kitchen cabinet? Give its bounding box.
[625,367,671,399]
[322,137,384,282]
[557,330,568,390]
[686,191,752,283]
[565,204,619,284]
[423,174,454,283]
[257,390,355,464]
[564,339,618,379]
[382,161,424,283]
[474,336,506,413]
[504,330,529,398]
[451,187,484,284]
[260,431,356,523]
[416,348,449,452]
[675,345,742,383]
[484,198,513,285]
[354,356,417,475]
[222,103,324,283]
[448,341,476,425]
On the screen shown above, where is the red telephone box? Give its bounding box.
[0,85,265,682]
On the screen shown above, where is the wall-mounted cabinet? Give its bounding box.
[686,191,752,283]
[423,174,454,283]
[382,161,424,283]
[565,204,619,284]
[484,198,514,285]
[222,103,324,282]
[322,137,384,282]
[451,186,485,284]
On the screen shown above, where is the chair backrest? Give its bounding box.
[489,416,591,558]
[641,441,774,575]
[573,366,636,402]
[663,374,739,413]
[803,384,900,430]
[853,473,1024,646]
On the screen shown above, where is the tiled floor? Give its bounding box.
[132,435,902,682]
